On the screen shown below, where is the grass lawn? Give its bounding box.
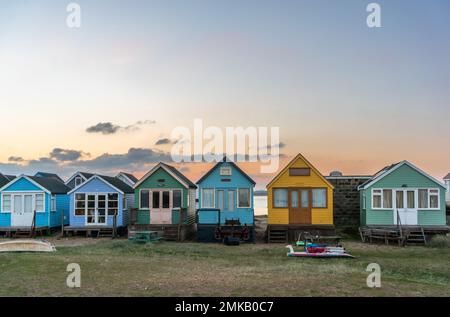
[0,238,449,297]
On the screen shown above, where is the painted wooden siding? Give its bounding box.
[69,177,125,227]
[49,194,70,227]
[2,177,41,192]
[267,156,333,225]
[134,167,188,225]
[362,164,446,226]
[197,162,254,225]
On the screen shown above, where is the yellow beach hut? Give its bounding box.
[267,153,335,242]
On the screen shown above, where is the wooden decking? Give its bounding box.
[267,224,336,243]
[359,225,449,246]
[128,224,195,242]
[63,226,125,238]
[0,226,51,238]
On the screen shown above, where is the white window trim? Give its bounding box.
[371,189,391,210]
[139,189,151,210]
[73,192,120,218]
[1,192,46,213]
[219,167,232,176]
[75,176,83,187]
[50,195,57,212]
[237,188,251,208]
[1,193,12,213]
[371,188,441,211]
[202,188,215,208]
[172,189,183,209]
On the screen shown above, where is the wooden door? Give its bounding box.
[289,188,312,224]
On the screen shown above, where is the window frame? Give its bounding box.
[1,194,12,213]
[237,188,251,208]
[202,188,215,208]
[139,189,150,210]
[371,189,385,210]
[219,167,232,176]
[172,189,183,209]
[35,193,45,212]
[50,195,57,212]
[428,189,440,210]
[311,188,328,209]
[272,188,288,208]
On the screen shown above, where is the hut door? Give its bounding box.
[150,190,172,224]
[289,189,312,224]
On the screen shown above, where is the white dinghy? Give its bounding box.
[0,240,56,253]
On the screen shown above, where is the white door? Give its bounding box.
[395,190,418,225]
[151,190,172,224]
[11,195,34,227]
[85,194,108,226]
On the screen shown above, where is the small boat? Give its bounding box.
[0,240,56,253]
[286,245,354,258]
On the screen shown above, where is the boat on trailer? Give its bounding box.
[286,245,354,258]
[0,239,56,253]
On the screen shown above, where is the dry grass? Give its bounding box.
[0,238,449,297]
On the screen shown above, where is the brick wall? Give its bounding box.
[326,177,371,231]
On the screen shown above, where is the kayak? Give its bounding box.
[286,245,354,258]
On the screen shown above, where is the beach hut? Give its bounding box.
[66,175,134,237]
[358,161,448,241]
[267,153,335,242]
[130,162,197,241]
[0,174,70,236]
[196,157,256,242]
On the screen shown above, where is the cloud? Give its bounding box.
[155,138,175,145]
[8,156,24,162]
[86,120,156,135]
[69,147,172,171]
[50,148,88,162]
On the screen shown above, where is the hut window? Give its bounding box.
[372,189,382,208]
[227,190,235,211]
[238,188,250,208]
[202,189,215,208]
[418,189,428,208]
[107,194,118,216]
[75,176,83,187]
[152,191,160,208]
[35,194,45,212]
[289,168,310,176]
[75,194,85,216]
[429,189,439,209]
[383,190,392,209]
[140,190,150,209]
[1,194,11,212]
[51,195,57,212]
[312,189,327,208]
[220,167,232,176]
[273,189,288,208]
[173,190,182,208]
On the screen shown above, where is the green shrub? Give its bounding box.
[427,235,450,248]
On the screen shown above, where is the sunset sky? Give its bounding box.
[1,0,449,189]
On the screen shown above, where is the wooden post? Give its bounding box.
[61,209,65,237]
[112,211,117,239]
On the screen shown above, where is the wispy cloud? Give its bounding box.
[49,148,89,162]
[8,156,24,162]
[86,120,156,135]
[155,138,175,145]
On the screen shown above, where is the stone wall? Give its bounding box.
[326,176,371,231]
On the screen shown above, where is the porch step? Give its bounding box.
[12,230,33,239]
[162,226,179,241]
[267,227,288,243]
[97,228,114,238]
[405,228,426,245]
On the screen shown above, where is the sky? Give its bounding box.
[0,0,449,189]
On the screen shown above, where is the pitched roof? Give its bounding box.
[134,162,197,189]
[65,171,95,185]
[266,153,334,189]
[28,176,71,194]
[80,172,95,180]
[99,175,134,194]
[117,172,138,183]
[444,173,450,180]
[196,156,256,185]
[161,163,197,188]
[358,161,446,190]
[35,172,64,183]
[0,174,12,188]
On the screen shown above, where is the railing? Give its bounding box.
[30,210,37,238]
[396,209,404,242]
